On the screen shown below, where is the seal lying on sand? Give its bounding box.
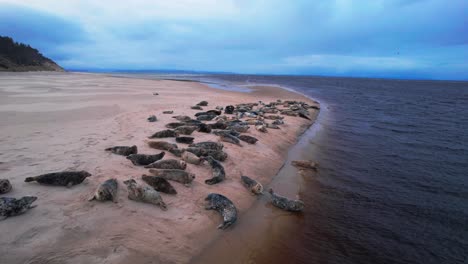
[126,152,165,166]
[123,179,167,210]
[148,141,178,151]
[174,126,198,135]
[105,145,137,156]
[268,188,304,212]
[169,148,185,157]
[0,196,37,221]
[149,129,178,139]
[204,156,226,185]
[219,134,242,146]
[198,123,212,133]
[241,176,263,195]
[204,193,237,229]
[176,136,194,144]
[89,179,118,202]
[238,135,258,144]
[182,151,204,165]
[147,115,157,122]
[148,169,195,186]
[189,141,223,151]
[25,171,91,187]
[141,175,177,194]
[165,122,186,129]
[185,147,228,162]
[172,115,192,122]
[0,179,12,194]
[291,160,318,171]
[144,159,186,170]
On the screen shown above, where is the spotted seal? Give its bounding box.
[268,188,304,212]
[126,152,165,166]
[0,196,37,221]
[240,176,263,195]
[204,156,226,185]
[0,179,12,194]
[123,179,167,210]
[204,193,237,229]
[89,179,118,202]
[148,169,195,186]
[144,159,186,170]
[149,129,178,138]
[148,141,178,151]
[238,135,258,144]
[25,171,91,187]
[141,175,177,194]
[176,136,194,144]
[105,145,137,156]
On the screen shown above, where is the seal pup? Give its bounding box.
[0,196,37,220]
[141,175,177,194]
[144,159,186,170]
[105,145,137,156]
[219,134,242,146]
[25,171,91,187]
[291,160,318,171]
[162,110,174,114]
[268,188,304,212]
[204,193,237,229]
[238,135,258,144]
[189,141,224,151]
[169,148,185,157]
[204,156,226,185]
[198,123,212,133]
[197,101,208,106]
[89,179,118,202]
[174,126,198,135]
[182,151,204,165]
[0,179,12,194]
[149,129,178,139]
[126,152,165,166]
[240,176,263,195]
[148,141,178,151]
[123,179,167,210]
[176,136,194,144]
[148,169,195,186]
[147,115,157,122]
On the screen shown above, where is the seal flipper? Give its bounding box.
[112,193,118,203]
[205,178,222,185]
[88,195,96,201]
[24,177,36,182]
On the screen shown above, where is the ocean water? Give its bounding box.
[120,73,468,263]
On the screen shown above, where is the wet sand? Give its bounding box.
[0,72,318,264]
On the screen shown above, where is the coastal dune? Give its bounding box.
[0,72,318,264]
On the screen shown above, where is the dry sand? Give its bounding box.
[0,72,318,264]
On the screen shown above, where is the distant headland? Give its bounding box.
[0,36,64,72]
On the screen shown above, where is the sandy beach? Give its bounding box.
[0,72,318,264]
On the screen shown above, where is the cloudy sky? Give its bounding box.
[1,0,467,79]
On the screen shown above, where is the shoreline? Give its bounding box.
[0,72,319,263]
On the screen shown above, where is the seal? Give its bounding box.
[148,169,195,186]
[176,136,194,144]
[255,124,268,133]
[126,152,165,166]
[206,109,222,116]
[182,151,204,165]
[169,148,185,157]
[105,145,138,156]
[25,171,91,187]
[240,176,263,195]
[165,122,186,129]
[123,179,167,210]
[141,174,177,194]
[197,114,216,121]
[266,123,280,129]
[228,125,250,133]
[148,141,178,151]
[197,101,208,106]
[198,123,212,133]
[268,188,304,212]
[144,159,186,170]
[208,122,228,130]
[191,105,203,110]
[204,156,226,185]
[172,115,192,122]
[212,129,240,137]
[238,135,258,144]
[149,129,178,138]
[272,119,284,125]
[174,126,198,135]
[0,179,12,194]
[204,193,237,229]
[147,115,157,122]
[89,178,118,203]
[224,105,235,114]
[0,196,37,221]
[219,134,242,146]
[189,141,224,151]
[162,110,174,114]
[291,160,318,171]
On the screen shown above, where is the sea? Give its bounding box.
[112,73,468,264]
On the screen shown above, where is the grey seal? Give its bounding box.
[189,141,224,151]
[149,129,178,138]
[165,122,187,129]
[0,179,12,194]
[174,126,198,135]
[89,179,118,202]
[105,145,137,156]
[148,141,178,151]
[268,188,304,212]
[25,171,91,187]
[185,147,228,162]
[148,169,195,186]
[204,193,237,229]
[172,115,192,122]
[147,115,157,122]
[219,134,242,146]
[255,124,267,133]
[141,175,177,194]
[224,105,235,114]
[291,160,318,171]
[169,148,185,157]
[176,136,194,144]
[126,152,165,166]
[198,123,212,133]
[196,114,216,121]
[204,156,226,185]
[238,135,258,144]
[144,159,186,170]
[191,105,203,110]
[182,151,204,165]
[123,179,167,210]
[240,176,263,195]
[0,196,37,221]
[162,110,174,114]
[197,101,208,106]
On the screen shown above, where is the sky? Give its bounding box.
[0,0,467,80]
